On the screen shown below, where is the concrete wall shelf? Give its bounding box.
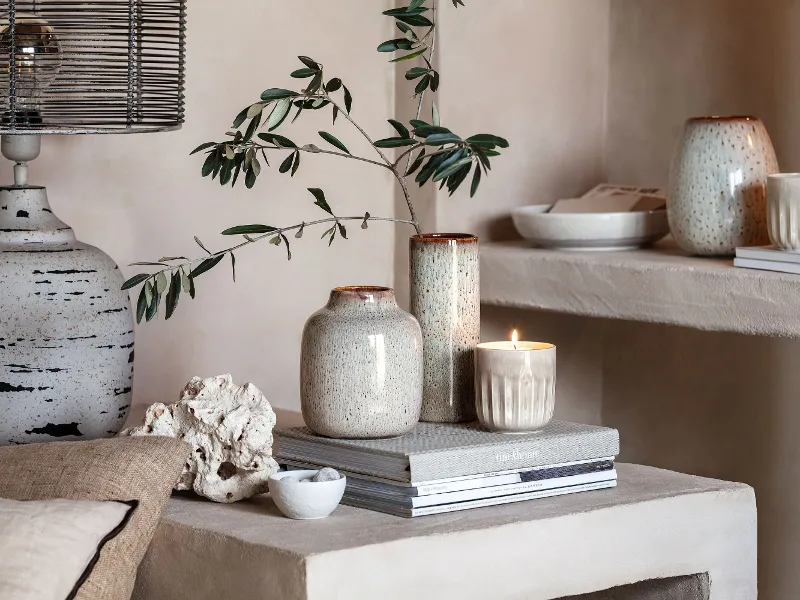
[481,239,800,338]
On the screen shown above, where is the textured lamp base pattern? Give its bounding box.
[0,186,133,445]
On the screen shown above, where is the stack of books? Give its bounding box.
[275,421,619,518]
[734,246,800,275]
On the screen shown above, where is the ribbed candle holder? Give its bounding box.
[474,341,556,434]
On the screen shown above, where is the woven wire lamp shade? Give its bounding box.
[0,0,185,134]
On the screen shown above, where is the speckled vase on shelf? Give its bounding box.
[410,234,480,423]
[668,116,779,256]
[0,186,134,445]
[300,286,423,439]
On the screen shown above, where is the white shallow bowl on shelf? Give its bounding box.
[511,205,670,251]
[269,470,346,520]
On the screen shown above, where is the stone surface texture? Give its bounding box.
[410,234,480,423]
[481,239,800,338]
[312,468,341,482]
[0,187,133,445]
[668,116,779,256]
[301,287,423,439]
[133,463,756,600]
[121,374,278,503]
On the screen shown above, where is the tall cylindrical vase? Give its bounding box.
[301,286,423,439]
[410,234,480,423]
[0,186,134,444]
[668,116,779,256]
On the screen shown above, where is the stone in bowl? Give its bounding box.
[268,469,346,520]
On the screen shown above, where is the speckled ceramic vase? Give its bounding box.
[0,186,134,445]
[410,234,480,423]
[300,286,423,439]
[668,116,779,256]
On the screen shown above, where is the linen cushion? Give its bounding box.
[0,498,134,600]
[0,436,190,600]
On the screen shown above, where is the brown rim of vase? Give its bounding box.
[411,233,478,243]
[333,286,393,294]
[688,115,759,123]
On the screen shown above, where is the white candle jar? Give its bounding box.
[474,342,556,434]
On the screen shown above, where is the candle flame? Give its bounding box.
[511,329,518,350]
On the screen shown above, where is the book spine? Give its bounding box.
[410,480,617,517]
[409,429,619,483]
[414,473,522,496]
[412,470,616,508]
[733,257,800,275]
[736,248,800,264]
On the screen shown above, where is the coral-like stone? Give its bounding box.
[120,374,279,503]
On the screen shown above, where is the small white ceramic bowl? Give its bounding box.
[268,470,346,520]
[512,206,670,251]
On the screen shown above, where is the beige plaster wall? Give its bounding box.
[19,1,398,412]
[433,0,611,240]
[606,2,800,597]
[428,0,611,421]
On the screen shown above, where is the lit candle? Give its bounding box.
[474,330,556,434]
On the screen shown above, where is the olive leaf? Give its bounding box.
[258,133,297,148]
[145,287,160,322]
[221,224,278,236]
[191,254,225,279]
[308,188,333,215]
[165,271,182,320]
[291,68,318,79]
[260,88,299,102]
[388,119,411,139]
[136,286,148,324]
[180,269,191,293]
[318,131,350,155]
[298,56,320,69]
[190,142,217,156]
[375,138,417,148]
[121,273,151,291]
[267,98,293,131]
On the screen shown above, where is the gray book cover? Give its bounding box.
[277,420,619,483]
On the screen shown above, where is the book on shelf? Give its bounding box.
[735,246,800,264]
[281,457,616,496]
[343,480,618,518]
[344,469,617,509]
[281,457,618,517]
[275,420,620,484]
[733,257,800,275]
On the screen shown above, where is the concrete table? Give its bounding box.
[133,464,755,600]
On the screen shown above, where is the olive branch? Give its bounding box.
[123,0,508,323]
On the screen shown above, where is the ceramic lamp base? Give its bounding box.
[0,186,133,444]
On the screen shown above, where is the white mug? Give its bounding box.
[768,174,800,250]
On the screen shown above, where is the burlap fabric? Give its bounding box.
[0,436,190,600]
